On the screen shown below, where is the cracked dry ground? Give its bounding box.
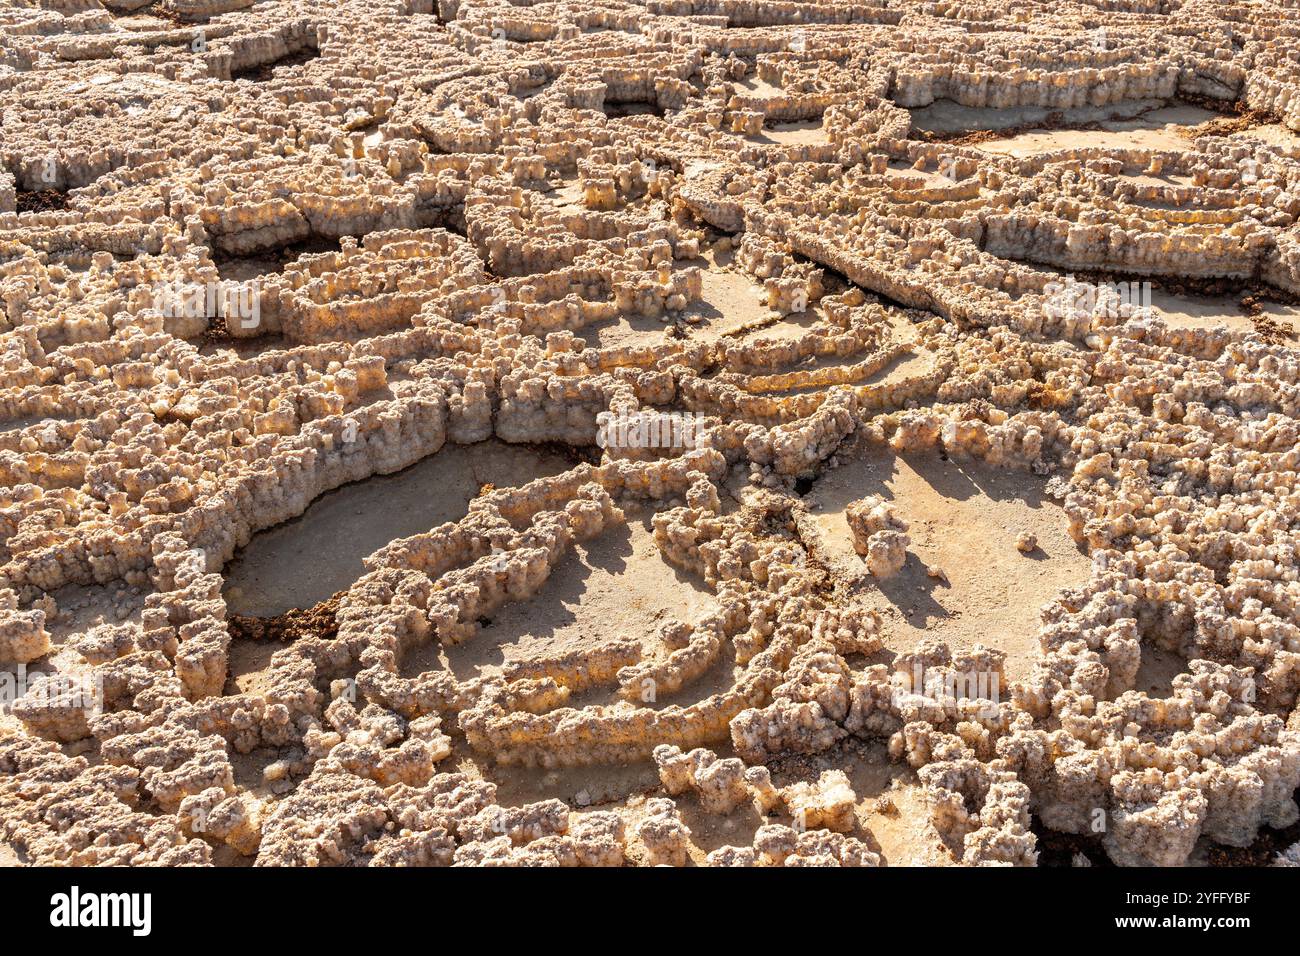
[2,0,1300,868]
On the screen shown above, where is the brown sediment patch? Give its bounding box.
[195,314,288,357]
[15,189,70,213]
[1174,92,1248,116]
[519,441,603,467]
[1240,296,1300,344]
[227,591,342,644]
[230,45,321,82]
[1096,270,1296,305]
[211,236,344,279]
[1031,819,1114,867]
[1175,92,1283,137]
[127,3,192,26]
[1186,109,1284,138]
[201,313,232,345]
[920,112,1103,146]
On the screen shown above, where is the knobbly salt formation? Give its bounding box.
[2,0,1300,870]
